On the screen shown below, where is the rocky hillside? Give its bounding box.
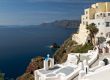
[54,37,93,64]
[54,37,77,64]
[17,56,44,80]
[17,34,93,80]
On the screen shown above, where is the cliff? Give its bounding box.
[54,37,77,63]
[17,35,93,80]
[17,56,44,80]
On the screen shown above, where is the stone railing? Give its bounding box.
[65,49,99,80]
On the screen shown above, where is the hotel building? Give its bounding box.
[72,2,110,45]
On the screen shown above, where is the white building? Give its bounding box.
[34,54,79,80]
[78,40,110,80]
[34,48,99,80]
[34,2,110,80]
[78,59,110,80]
[72,2,110,45]
[34,44,110,80]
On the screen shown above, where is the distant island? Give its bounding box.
[0,20,80,29]
[40,20,80,28]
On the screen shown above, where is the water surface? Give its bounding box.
[0,25,77,79]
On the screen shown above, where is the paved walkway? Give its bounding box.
[91,53,110,67]
[72,53,110,80]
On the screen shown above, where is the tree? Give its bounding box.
[86,23,99,45]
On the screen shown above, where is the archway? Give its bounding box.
[44,54,54,70]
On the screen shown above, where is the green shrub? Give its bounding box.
[72,43,93,53]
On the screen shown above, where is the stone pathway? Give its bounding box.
[91,53,110,67]
[72,53,110,80]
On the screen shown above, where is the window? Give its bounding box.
[103,13,106,17]
[106,22,110,27]
[96,6,98,8]
[86,22,88,25]
[98,23,100,25]
[100,13,102,15]
[86,17,88,19]
[97,15,99,17]
[101,32,103,35]
[106,32,110,38]
[108,13,110,16]
[96,15,99,18]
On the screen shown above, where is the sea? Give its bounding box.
[0,25,77,79]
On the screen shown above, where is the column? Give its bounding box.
[34,71,39,80]
[49,58,54,68]
[102,48,106,54]
[83,59,88,66]
[78,70,86,80]
[108,46,110,53]
[79,62,84,70]
[44,60,48,70]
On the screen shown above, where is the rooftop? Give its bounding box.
[38,65,75,77]
[56,66,74,76]
[39,66,60,74]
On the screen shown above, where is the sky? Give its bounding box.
[0,0,109,25]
